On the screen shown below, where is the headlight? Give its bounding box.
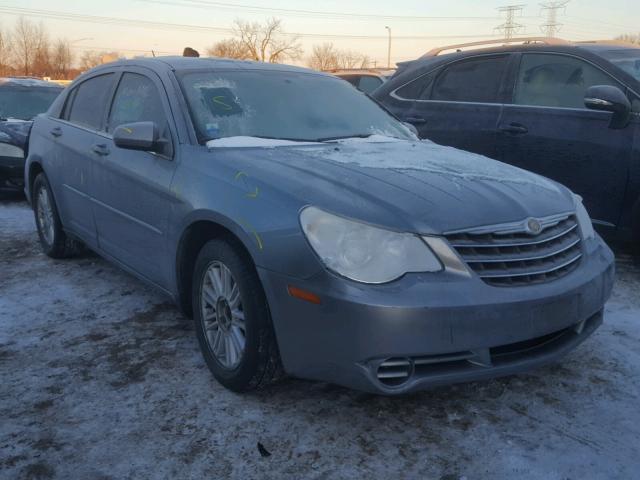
[0,143,24,158]
[300,206,442,283]
[574,196,595,240]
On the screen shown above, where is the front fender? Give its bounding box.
[168,157,323,281]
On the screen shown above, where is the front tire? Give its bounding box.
[192,238,283,392]
[32,173,82,259]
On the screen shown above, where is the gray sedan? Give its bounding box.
[24,57,615,394]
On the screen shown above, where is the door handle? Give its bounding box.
[405,116,427,125]
[498,123,528,135]
[91,144,110,156]
[50,127,62,137]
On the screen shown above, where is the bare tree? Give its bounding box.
[51,39,73,79]
[308,43,339,70]
[231,18,302,63]
[206,38,252,60]
[12,17,47,76]
[307,42,370,71]
[0,26,11,76]
[616,33,640,44]
[79,50,120,71]
[31,27,51,77]
[337,50,370,69]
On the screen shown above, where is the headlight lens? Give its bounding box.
[574,196,595,240]
[0,143,24,158]
[300,206,442,283]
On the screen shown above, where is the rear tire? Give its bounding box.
[192,238,283,392]
[32,173,83,259]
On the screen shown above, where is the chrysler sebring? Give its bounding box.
[24,57,615,394]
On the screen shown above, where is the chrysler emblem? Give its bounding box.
[526,218,542,235]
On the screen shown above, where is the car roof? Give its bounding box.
[88,56,331,77]
[406,38,639,66]
[327,68,396,76]
[0,77,63,88]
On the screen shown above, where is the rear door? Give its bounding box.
[401,54,512,159]
[53,73,116,247]
[91,68,178,288]
[496,52,636,229]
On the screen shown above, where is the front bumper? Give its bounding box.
[258,237,615,395]
[0,155,25,192]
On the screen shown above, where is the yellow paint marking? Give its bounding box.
[212,96,233,110]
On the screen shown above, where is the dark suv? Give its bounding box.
[373,39,640,246]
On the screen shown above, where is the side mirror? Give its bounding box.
[584,85,631,129]
[113,121,163,152]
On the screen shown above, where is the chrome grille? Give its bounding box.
[445,214,582,286]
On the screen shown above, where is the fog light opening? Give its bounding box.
[376,357,413,387]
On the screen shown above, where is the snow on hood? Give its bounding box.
[206,134,406,149]
[207,136,322,148]
[294,138,559,190]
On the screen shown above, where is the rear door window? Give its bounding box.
[340,75,361,87]
[514,53,624,109]
[358,76,383,94]
[65,73,115,130]
[431,55,509,103]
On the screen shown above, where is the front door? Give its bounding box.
[496,52,636,230]
[91,69,178,288]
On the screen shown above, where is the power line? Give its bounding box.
[0,6,504,41]
[495,5,526,39]
[540,0,570,38]
[137,0,513,22]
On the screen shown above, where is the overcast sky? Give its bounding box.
[2,0,638,65]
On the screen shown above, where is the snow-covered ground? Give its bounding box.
[1,199,639,479]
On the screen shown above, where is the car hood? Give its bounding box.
[215,137,576,234]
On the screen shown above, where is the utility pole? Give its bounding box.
[385,26,391,68]
[540,0,570,37]
[495,5,525,40]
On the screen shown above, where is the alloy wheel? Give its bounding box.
[200,261,246,369]
[36,186,55,246]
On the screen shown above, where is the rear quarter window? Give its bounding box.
[394,70,437,100]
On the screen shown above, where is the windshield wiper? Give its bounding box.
[316,134,374,142]
[205,135,317,143]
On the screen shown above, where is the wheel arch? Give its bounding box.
[26,160,44,205]
[174,213,261,318]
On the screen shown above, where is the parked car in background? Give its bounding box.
[373,38,640,247]
[328,68,396,94]
[25,57,613,395]
[0,77,62,194]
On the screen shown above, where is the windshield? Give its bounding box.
[178,70,413,143]
[0,86,62,120]
[598,48,640,81]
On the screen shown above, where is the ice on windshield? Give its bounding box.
[179,70,412,144]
